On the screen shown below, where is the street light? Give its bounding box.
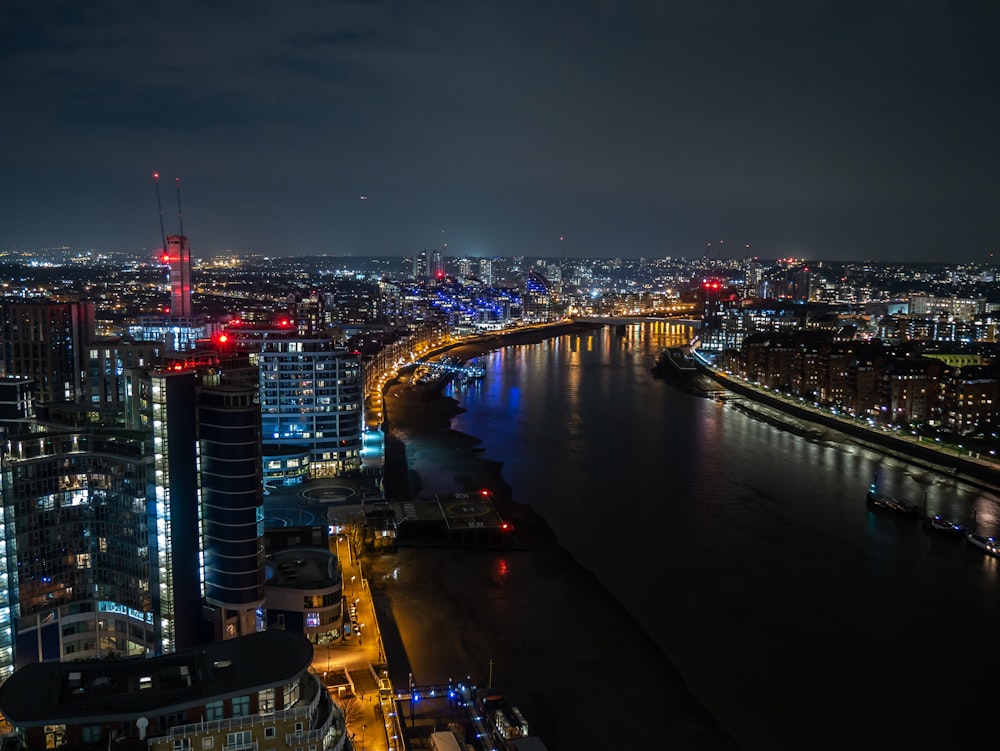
[351,575,356,595]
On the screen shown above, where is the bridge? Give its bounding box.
[571,315,703,328]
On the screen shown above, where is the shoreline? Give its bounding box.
[375,321,741,749]
[381,321,601,548]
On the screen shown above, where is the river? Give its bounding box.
[433,322,1000,749]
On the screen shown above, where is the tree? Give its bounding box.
[336,695,365,727]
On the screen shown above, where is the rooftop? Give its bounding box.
[0,630,313,726]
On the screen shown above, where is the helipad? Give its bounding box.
[437,492,504,531]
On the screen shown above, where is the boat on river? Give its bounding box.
[867,491,919,517]
[966,533,1000,556]
[924,515,967,535]
[866,474,918,517]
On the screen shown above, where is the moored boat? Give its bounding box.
[966,533,1000,556]
[924,515,966,535]
[866,473,918,517]
[867,491,919,516]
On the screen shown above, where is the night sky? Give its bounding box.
[2,1,998,262]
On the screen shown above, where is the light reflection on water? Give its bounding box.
[441,323,1000,750]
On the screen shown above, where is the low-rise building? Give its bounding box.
[0,630,346,751]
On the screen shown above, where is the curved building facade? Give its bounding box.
[0,630,347,751]
[198,385,266,635]
[253,340,363,478]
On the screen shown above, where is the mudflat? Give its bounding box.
[367,324,739,750]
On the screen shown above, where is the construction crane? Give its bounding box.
[152,172,167,254]
[175,177,185,236]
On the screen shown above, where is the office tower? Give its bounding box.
[0,297,95,404]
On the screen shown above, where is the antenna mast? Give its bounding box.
[175,177,185,236]
[153,172,167,252]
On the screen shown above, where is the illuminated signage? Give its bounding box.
[99,601,154,624]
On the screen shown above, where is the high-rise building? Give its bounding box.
[412,249,428,280]
[430,248,445,279]
[164,234,192,317]
[130,232,221,351]
[219,324,364,478]
[0,297,95,404]
[0,359,264,678]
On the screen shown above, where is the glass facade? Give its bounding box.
[1,428,155,674]
[254,342,362,477]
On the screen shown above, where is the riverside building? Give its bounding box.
[219,323,363,480]
[0,355,265,680]
[0,630,348,751]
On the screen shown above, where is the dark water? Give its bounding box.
[439,323,1000,750]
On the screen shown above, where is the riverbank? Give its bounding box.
[373,321,740,750]
[381,321,601,545]
[702,365,1000,492]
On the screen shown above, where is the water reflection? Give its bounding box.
[442,322,1000,749]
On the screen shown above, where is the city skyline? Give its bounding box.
[3,1,998,263]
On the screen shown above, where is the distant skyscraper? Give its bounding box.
[430,248,445,279]
[413,249,428,280]
[131,235,221,351]
[164,234,192,317]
